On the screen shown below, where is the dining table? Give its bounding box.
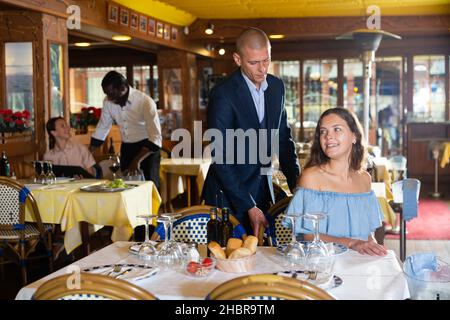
[23,179,161,254]
[15,241,410,300]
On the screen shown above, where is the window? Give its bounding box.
[133,65,151,96]
[4,42,34,119]
[49,43,64,117]
[269,61,300,125]
[303,59,337,128]
[69,66,126,113]
[412,55,446,121]
[343,58,364,121]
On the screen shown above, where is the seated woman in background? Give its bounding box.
[43,117,97,177]
[286,107,387,256]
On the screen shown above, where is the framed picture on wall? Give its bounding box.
[156,22,163,38]
[148,18,156,35]
[164,24,170,40]
[139,15,147,33]
[108,4,118,23]
[171,27,178,41]
[130,12,138,29]
[120,8,129,26]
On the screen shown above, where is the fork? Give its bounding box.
[104,265,122,276]
[114,268,133,278]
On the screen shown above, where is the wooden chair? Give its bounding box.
[206,274,335,300]
[0,177,53,284]
[32,273,157,300]
[151,205,247,243]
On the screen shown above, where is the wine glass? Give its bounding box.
[280,213,305,266]
[31,161,42,183]
[136,214,158,266]
[108,154,121,180]
[37,161,47,184]
[303,212,333,284]
[157,214,184,269]
[45,161,57,184]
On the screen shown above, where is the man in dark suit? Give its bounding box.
[202,28,300,237]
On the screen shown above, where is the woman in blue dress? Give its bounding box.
[287,107,387,256]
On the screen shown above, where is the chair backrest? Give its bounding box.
[152,205,247,242]
[266,196,293,246]
[32,273,157,300]
[206,274,335,300]
[0,177,45,236]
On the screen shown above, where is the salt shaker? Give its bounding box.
[185,242,200,263]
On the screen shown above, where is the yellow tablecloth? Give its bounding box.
[160,158,211,203]
[25,180,161,254]
[440,142,450,168]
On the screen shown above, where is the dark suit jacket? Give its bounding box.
[202,69,300,223]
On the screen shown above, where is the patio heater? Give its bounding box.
[336,29,401,142]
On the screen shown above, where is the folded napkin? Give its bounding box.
[84,265,159,282]
[404,253,438,280]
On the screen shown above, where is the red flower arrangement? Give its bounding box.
[70,106,102,133]
[0,109,32,133]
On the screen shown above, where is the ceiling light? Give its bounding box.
[269,34,285,39]
[112,34,131,41]
[218,48,226,56]
[414,65,427,72]
[204,23,214,35]
[74,42,91,47]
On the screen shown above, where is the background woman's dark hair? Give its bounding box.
[46,116,64,150]
[101,70,128,90]
[305,107,367,171]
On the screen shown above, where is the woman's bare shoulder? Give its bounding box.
[354,170,372,192]
[298,166,322,189]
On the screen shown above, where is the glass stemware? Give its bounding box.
[136,214,158,266]
[280,213,305,266]
[45,161,57,184]
[109,154,121,180]
[156,213,184,269]
[31,161,42,183]
[303,212,333,284]
[37,161,47,184]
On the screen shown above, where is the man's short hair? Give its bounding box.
[236,27,271,56]
[101,70,127,89]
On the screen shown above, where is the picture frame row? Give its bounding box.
[107,2,178,41]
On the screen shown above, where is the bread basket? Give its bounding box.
[215,252,256,273]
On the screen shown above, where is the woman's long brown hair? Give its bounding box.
[304,107,367,171]
[46,117,64,150]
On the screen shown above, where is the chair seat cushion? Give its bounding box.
[0,223,49,240]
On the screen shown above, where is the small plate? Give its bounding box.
[274,270,343,290]
[277,241,348,257]
[82,263,158,281]
[80,183,138,192]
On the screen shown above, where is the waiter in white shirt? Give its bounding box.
[89,71,162,189]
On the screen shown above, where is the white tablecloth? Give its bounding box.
[16,242,409,300]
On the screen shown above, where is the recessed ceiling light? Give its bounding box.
[269,34,285,39]
[218,48,226,55]
[74,42,91,47]
[204,23,214,35]
[112,34,131,41]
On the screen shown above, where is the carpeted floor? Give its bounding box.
[386,199,450,240]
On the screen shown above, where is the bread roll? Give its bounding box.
[243,235,258,254]
[228,247,252,259]
[225,238,243,257]
[208,241,226,259]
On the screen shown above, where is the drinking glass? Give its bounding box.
[280,213,305,266]
[37,161,47,184]
[303,212,333,284]
[45,161,57,184]
[136,214,158,266]
[157,214,184,269]
[31,161,42,183]
[109,154,121,180]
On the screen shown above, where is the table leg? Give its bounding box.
[80,221,90,257]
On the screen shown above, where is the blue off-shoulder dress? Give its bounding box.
[285,187,384,240]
